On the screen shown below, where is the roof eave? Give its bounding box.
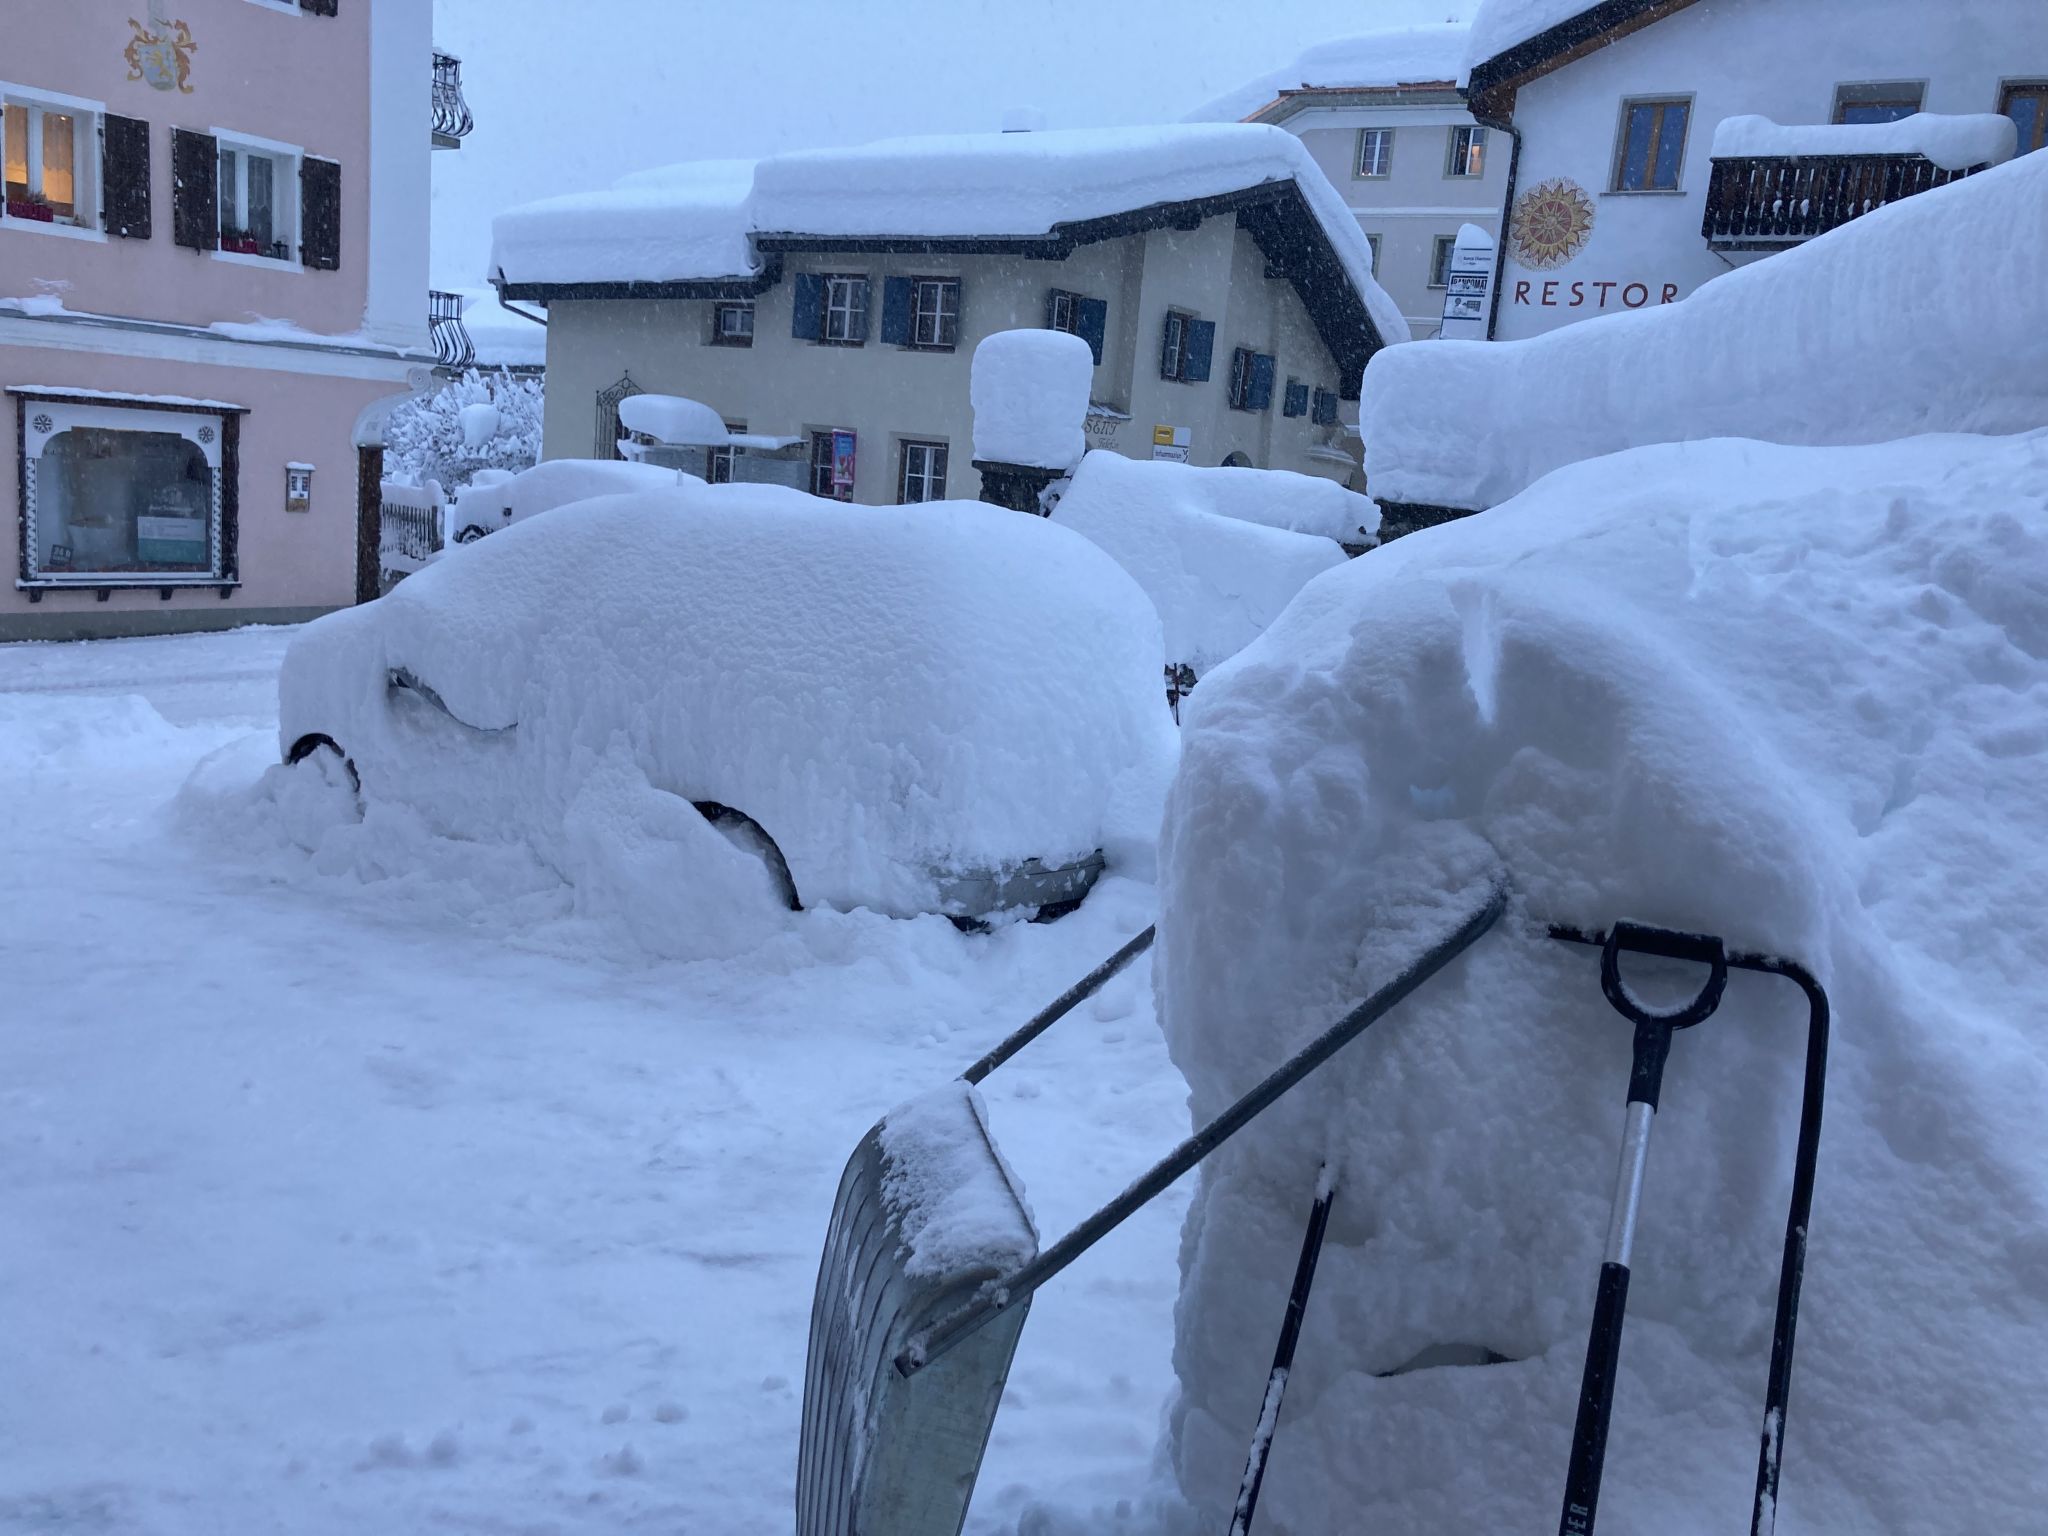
[1465,0,1701,110]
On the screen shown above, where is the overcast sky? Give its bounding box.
[431,0,1472,288]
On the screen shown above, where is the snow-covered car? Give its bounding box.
[446,458,694,544]
[280,482,1177,924]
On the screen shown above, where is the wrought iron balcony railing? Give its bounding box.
[433,52,474,148]
[429,290,476,370]
[1701,151,1988,250]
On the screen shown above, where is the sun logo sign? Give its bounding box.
[1509,178,1596,270]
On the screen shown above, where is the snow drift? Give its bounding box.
[279,484,1179,925]
[1159,431,2048,1534]
[1051,452,1350,675]
[1361,149,2048,510]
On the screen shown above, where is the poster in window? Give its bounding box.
[137,514,209,565]
[831,430,857,491]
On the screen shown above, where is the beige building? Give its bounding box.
[1190,24,1511,340]
[490,126,1407,503]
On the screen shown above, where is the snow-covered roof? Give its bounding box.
[488,159,757,290]
[1710,113,2018,172]
[1186,23,1471,124]
[1462,0,1693,89]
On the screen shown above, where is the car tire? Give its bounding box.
[693,802,802,912]
[455,524,490,544]
[284,732,361,794]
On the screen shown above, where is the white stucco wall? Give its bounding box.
[1496,0,2047,339]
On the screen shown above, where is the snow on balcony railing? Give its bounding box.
[1710,113,2018,172]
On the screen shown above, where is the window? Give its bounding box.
[1226,348,1275,412]
[18,397,236,585]
[809,430,853,500]
[3,95,94,228]
[1160,310,1213,383]
[2001,80,2048,156]
[898,440,948,503]
[707,445,737,483]
[1282,379,1309,419]
[1833,81,1925,125]
[1365,233,1381,276]
[1356,127,1393,178]
[713,301,755,346]
[1047,288,1079,334]
[822,275,869,344]
[216,134,298,262]
[907,278,960,350]
[1612,98,1691,192]
[1311,387,1339,427]
[1446,125,1487,178]
[1044,288,1108,364]
[1429,235,1457,288]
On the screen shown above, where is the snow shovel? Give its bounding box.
[1549,921,1830,1536]
[797,883,1508,1536]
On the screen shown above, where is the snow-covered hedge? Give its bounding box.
[383,368,544,493]
[1361,150,2048,510]
[1158,429,2048,1533]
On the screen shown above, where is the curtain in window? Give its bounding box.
[41,112,75,215]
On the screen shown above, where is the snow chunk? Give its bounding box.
[1052,452,1350,674]
[489,159,756,288]
[458,402,501,450]
[879,1081,1036,1281]
[1159,429,2048,1533]
[618,394,731,448]
[1187,23,1470,122]
[1711,113,2017,172]
[1363,151,2048,510]
[971,330,1093,469]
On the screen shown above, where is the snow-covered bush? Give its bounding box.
[1158,430,2048,1533]
[383,368,544,492]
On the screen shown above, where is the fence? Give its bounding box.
[377,481,445,584]
[1701,151,1986,249]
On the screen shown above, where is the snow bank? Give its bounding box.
[279,485,1179,921]
[1710,112,2018,171]
[488,158,756,288]
[618,394,731,447]
[1187,23,1470,122]
[1363,151,2048,509]
[496,459,687,524]
[879,1081,1037,1281]
[971,330,1093,469]
[1159,430,2048,1534]
[1052,452,1349,675]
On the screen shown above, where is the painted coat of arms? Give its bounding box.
[126,18,198,94]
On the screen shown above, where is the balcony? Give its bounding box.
[429,290,475,370]
[432,52,474,149]
[1701,153,1988,250]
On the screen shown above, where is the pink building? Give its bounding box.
[2,0,450,640]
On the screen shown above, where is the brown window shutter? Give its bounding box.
[170,128,218,251]
[301,157,341,270]
[299,0,339,15]
[101,115,152,240]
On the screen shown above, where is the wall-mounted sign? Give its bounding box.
[1151,424,1191,464]
[1508,177,1596,270]
[125,17,197,94]
[830,430,857,490]
[285,463,314,513]
[1442,271,1490,323]
[1510,278,1683,312]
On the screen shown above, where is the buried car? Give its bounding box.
[279,481,1178,923]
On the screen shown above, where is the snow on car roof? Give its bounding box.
[1185,23,1471,123]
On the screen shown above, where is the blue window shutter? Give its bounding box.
[1248,353,1276,412]
[1312,387,1338,426]
[1077,296,1108,366]
[849,279,871,342]
[791,274,823,339]
[1283,380,1308,418]
[1184,319,1216,382]
[881,276,913,345]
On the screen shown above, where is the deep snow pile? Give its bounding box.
[971,330,1093,470]
[278,484,1178,931]
[1158,431,2048,1534]
[1052,452,1349,675]
[1709,112,2017,170]
[487,158,756,288]
[450,458,689,537]
[1186,22,1469,122]
[1362,152,2048,510]
[879,1082,1037,1282]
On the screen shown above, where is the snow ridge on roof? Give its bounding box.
[1186,22,1471,123]
[1462,0,1601,82]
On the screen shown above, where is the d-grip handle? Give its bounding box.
[1600,921,1728,1111]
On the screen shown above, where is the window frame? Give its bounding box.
[820,274,869,346]
[1832,80,1927,125]
[1226,347,1256,412]
[1428,234,1457,289]
[211,126,303,268]
[1,84,104,240]
[907,276,961,351]
[1364,232,1381,276]
[1999,78,2048,155]
[809,429,854,500]
[712,300,755,346]
[1355,127,1394,179]
[897,439,949,504]
[1161,309,1191,382]
[1047,288,1080,335]
[1609,95,1693,194]
[1445,125,1487,179]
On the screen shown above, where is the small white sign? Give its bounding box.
[138,515,205,543]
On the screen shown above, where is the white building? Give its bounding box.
[1461,0,2047,339]
[489,127,1408,502]
[1189,24,1511,340]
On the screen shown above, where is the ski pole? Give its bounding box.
[1558,921,1728,1536]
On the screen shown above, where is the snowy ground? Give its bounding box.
[0,626,1192,1534]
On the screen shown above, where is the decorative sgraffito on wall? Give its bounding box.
[1508,177,1596,270]
[125,18,198,94]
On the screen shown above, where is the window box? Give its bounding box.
[5,194,53,222]
[220,229,262,254]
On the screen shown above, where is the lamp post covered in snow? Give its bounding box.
[970,329,1092,514]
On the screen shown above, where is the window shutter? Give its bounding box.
[1312,387,1337,426]
[170,129,218,251]
[1248,353,1276,412]
[300,156,341,269]
[791,273,824,339]
[300,0,340,15]
[1283,380,1309,419]
[1076,296,1108,366]
[880,276,913,345]
[848,279,871,343]
[1184,319,1216,383]
[101,114,152,240]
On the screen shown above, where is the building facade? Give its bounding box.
[1195,26,1511,340]
[1465,0,2047,339]
[2,0,444,640]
